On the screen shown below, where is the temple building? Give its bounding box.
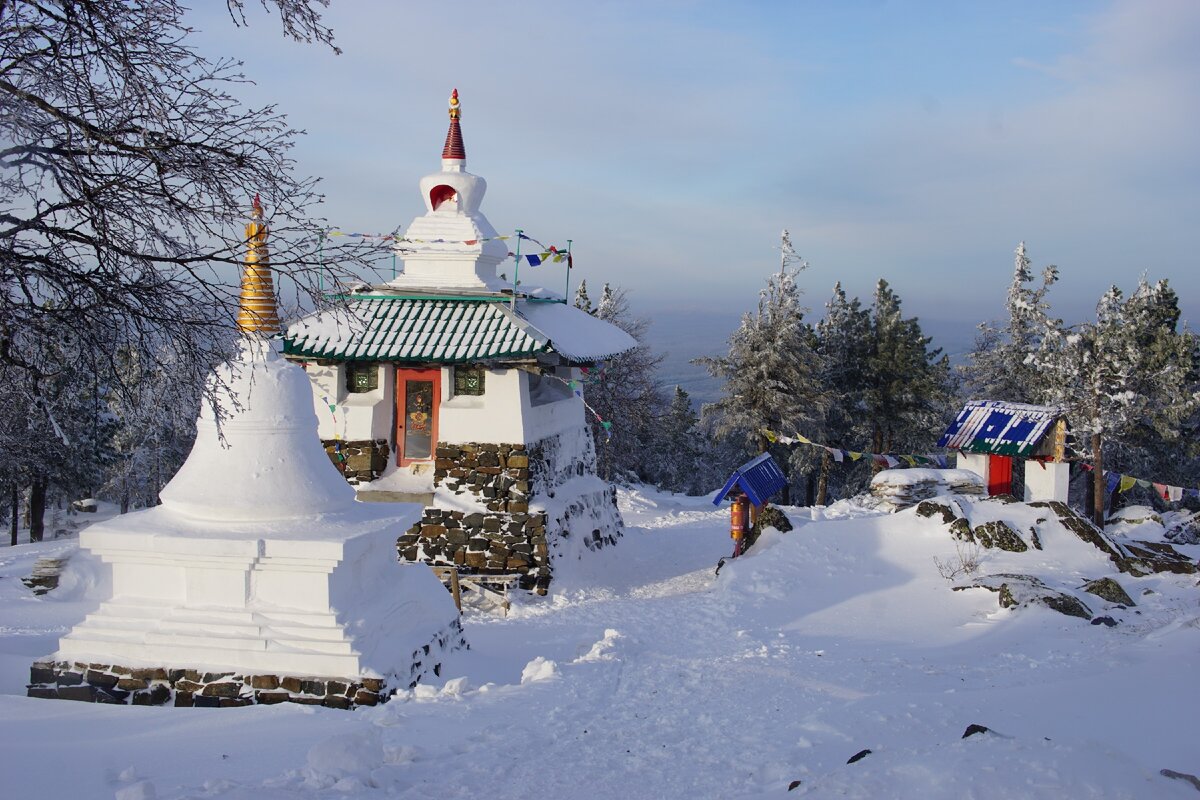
[28,200,463,708]
[284,91,634,593]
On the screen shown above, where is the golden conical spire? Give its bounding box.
[237,194,281,336]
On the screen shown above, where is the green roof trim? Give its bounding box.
[283,297,552,363]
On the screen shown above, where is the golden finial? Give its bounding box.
[449,87,460,120]
[237,194,281,336]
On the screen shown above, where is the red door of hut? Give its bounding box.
[987,454,1013,496]
[395,368,441,467]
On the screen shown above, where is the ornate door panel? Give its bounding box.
[395,368,441,466]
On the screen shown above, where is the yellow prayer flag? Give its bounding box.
[1118,475,1137,493]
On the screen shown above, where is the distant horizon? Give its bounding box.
[187,0,1198,333]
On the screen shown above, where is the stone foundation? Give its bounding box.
[400,430,623,593]
[28,619,464,709]
[398,507,552,592]
[323,438,390,484]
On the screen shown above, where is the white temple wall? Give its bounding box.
[438,367,526,443]
[1024,461,1070,503]
[302,362,392,442]
[519,368,585,443]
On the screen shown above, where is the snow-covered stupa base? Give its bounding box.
[28,506,465,709]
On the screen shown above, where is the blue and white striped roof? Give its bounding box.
[938,400,1063,457]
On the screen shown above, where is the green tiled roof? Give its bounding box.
[283,297,551,362]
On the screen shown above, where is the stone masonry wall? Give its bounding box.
[396,431,622,593]
[27,619,464,709]
[322,438,390,484]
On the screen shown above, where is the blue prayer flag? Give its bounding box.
[525,254,542,266]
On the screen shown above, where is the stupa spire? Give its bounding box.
[236,194,281,336]
[442,88,466,161]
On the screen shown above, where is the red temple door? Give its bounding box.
[395,368,441,466]
[987,454,1013,496]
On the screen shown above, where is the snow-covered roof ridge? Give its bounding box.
[514,300,637,362]
[285,296,635,364]
[939,399,1066,456]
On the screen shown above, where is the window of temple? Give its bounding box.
[346,362,379,394]
[454,365,486,396]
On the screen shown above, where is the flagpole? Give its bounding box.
[563,239,573,305]
[510,228,523,311]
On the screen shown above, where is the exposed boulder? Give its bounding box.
[953,573,1092,620]
[752,504,793,536]
[1081,577,1134,607]
[915,500,959,525]
[1033,501,1196,576]
[971,520,1028,553]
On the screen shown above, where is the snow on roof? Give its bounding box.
[514,300,637,362]
[938,400,1064,457]
[712,453,788,507]
[284,297,635,364]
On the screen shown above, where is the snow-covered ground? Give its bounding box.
[2,488,1198,799]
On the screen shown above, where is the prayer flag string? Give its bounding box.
[763,428,951,469]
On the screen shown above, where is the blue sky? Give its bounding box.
[190,0,1199,332]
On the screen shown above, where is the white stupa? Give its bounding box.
[30,200,464,708]
[384,87,511,292]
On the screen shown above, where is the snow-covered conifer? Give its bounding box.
[964,242,1059,403]
[699,233,828,499]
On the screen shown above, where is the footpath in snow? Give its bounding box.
[1,487,1198,799]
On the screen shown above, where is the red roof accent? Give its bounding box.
[442,118,465,160]
[442,89,465,160]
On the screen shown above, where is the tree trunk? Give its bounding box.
[871,424,884,475]
[1092,432,1105,528]
[9,484,17,547]
[29,478,47,543]
[1083,466,1095,521]
[815,451,831,506]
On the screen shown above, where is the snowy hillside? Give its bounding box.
[2,488,1198,799]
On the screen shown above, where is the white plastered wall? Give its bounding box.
[1024,461,1070,503]
[299,362,591,453]
[300,362,394,442]
[956,452,990,488]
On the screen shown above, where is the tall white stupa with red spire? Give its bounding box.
[28,201,464,708]
[385,88,512,291]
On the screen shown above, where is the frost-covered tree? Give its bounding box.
[573,280,593,313]
[964,242,1059,403]
[813,282,872,503]
[1036,278,1199,526]
[649,386,713,495]
[863,279,954,464]
[586,283,667,483]
[699,231,828,499]
[0,0,377,539]
[102,347,202,513]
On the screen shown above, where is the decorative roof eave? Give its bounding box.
[284,295,637,366]
[938,399,1066,457]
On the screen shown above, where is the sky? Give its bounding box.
[189,0,1199,333]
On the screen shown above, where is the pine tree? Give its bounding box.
[573,280,593,314]
[652,386,708,494]
[813,282,872,502]
[1035,279,1199,526]
[863,279,953,465]
[699,232,828,500]
[586,284,667,482]
[964,242,1059,402]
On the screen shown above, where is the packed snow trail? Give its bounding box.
[1,488,1198,798]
